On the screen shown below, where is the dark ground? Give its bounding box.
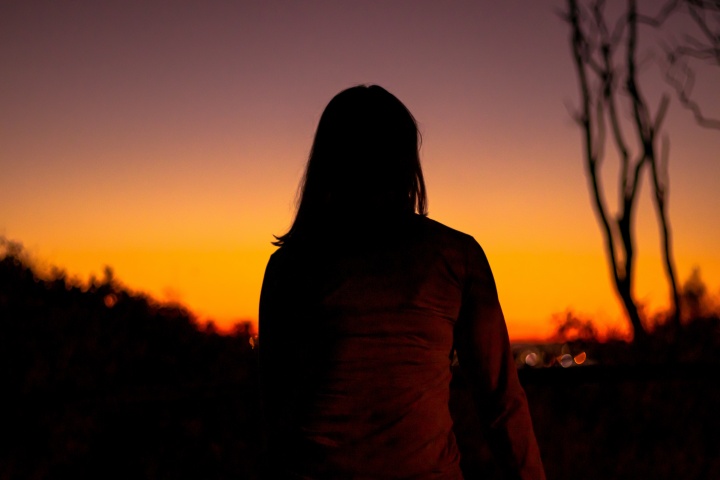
[452,364,720,480]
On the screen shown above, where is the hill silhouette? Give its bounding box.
[0,240,262,479]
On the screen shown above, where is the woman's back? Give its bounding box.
[261,216,544,479]
[259,85,544,479]
[261,215,511,478]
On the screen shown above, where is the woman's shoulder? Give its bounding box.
[413,215,479,249]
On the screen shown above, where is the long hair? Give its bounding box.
[274,85,427,246]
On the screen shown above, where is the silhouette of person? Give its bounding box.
[259,85,545,479]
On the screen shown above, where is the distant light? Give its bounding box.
[249,336,257,349]
[525,352,539,367]
[559,353,573,368]
[574,351,587,365]
[104,294,117,308]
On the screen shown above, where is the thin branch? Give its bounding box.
[652,94,671,136]
[636,0,681,27]
[688,2,720,63]
[598,17,633,199]
[664,59,720,128]
[568,0,622,284]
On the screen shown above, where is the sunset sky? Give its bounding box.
[2,1,718,340]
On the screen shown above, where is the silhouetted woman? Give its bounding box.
[259,85,545,479]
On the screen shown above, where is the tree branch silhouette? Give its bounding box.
[566,0,687,342]
[642,0,720,129]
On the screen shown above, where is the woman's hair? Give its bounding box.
[274,85,427,246]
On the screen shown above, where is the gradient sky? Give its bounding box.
[2,1,719,340]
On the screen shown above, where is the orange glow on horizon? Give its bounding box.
[10,220,716,343]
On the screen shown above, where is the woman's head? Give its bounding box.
[275,85,427,246]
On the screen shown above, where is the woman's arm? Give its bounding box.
[453,238,545,480]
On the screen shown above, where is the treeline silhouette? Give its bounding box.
[2,238,719,479]
[1,241,263,479]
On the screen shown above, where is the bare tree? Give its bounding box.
[565,0,684,342]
